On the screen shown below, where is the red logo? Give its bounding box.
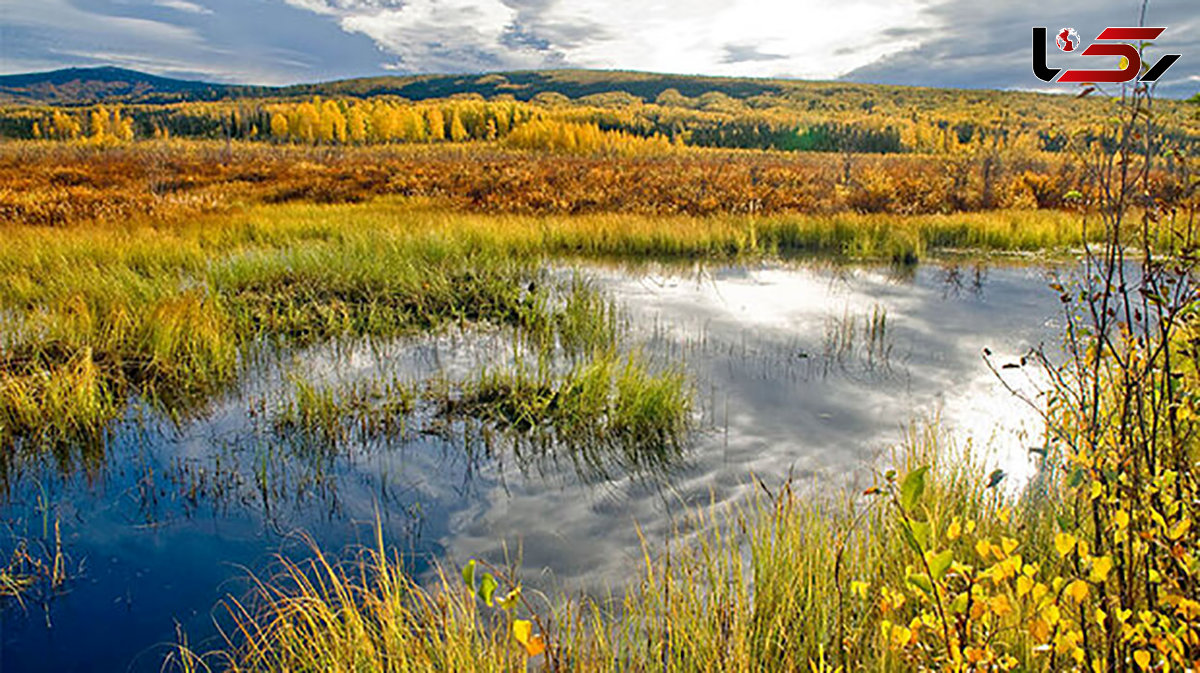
[1033,26,1181,84]
[1056,28,1080,52]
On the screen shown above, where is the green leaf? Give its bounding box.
[462,560,476,591]
[950,592,969,614]
[907,572,934,596]
[910,520,931,550]
[1057,514,1075,533]
[478,573,499,607]
[900,466,929,511]
[929,549,954,582]
[900,523,924,555]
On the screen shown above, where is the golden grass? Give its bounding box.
[179,425,1067,672]
[0,193,1098,452]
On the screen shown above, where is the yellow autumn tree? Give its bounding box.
[346,104,367,144]
[369,102,397,142]
[448,110,468,142]
[292,102,318,144]
[425,107,445,141]
[270,112,290,141]
[89,106,109,141]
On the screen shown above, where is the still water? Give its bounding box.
[0,259,1064,671]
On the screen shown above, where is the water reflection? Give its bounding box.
[0,259,1065,672]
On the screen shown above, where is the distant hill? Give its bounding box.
[0,66,958,108]
[277,70,788,103]
[3,65,1194,109]
[0,66,806,106]
[0,67,251,104]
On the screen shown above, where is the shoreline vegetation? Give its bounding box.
[1,160,1120,454]
[2,79,1198,671]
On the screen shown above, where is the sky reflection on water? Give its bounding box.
[0,259,1065,672]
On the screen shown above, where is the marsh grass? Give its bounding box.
[181,424,1061,672]
[0,193,1131,454]
[435,349,690,476]
[822,304,892,375]
[273,375,418,448]
[198,528,538,673]
[0,493,70,609]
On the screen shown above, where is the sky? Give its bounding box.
[1,0,1197,97]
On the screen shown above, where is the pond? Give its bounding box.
[0,258,1065,672]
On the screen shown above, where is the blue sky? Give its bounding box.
[2,0,1196,97]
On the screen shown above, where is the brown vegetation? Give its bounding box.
[0,140,1167,227]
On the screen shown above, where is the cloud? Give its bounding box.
[841,0,1199,98]
[151,0,213,14]
[334,0,550,72]
[1,0,392,84]
[721,44,789,64]
[3,0,1195,96]
[282,0,937,79]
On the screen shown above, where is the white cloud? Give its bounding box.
[283,0,939,78]
[152,0,214,15]
[337,0,542,71]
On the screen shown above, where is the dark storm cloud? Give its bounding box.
[841,0,1199,98]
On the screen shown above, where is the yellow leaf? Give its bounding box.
[850,581,869,600]
[513,619,532,646]
[947,519,962,541]
[1167,518,1190,541]
[1114,510,1130,530]
[1029,616,1051,642]
[1055,533,1077,557]
[1134,650,1151,670]
[991,594,1014,617]
[1119,56,1130,71]
[1001,537,1019,556]
[513,620,547,656]
[1089,556,1113,583]
[1066,579,1089,603]
[1017,575,1034,597]
[976,539,993,559]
